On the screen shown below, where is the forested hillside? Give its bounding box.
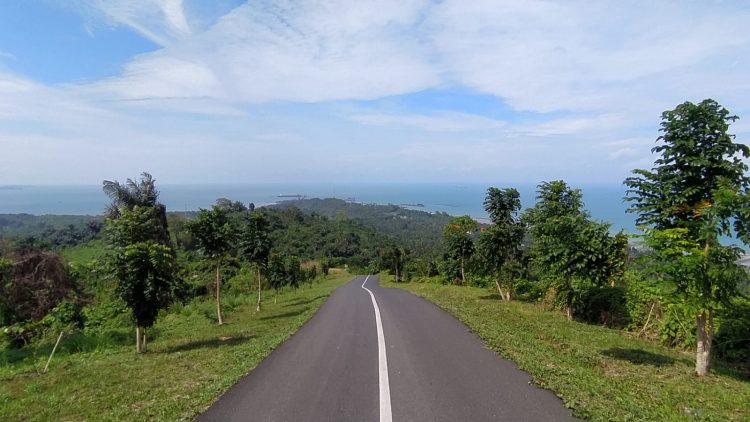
[273,198,452,257]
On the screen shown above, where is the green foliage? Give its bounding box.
[285,256,302,289]
[523,181,627,316]
[625,99,750,239]
[112,240,176,329]
[576,287,630,328]
[274,198,453,257]
[715,297,750,369]
[442,215,478,284]
[186,206,234,261]
[238,211,271,276]
[0,214,103,248]
[477,187,525,299]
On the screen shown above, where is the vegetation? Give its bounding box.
[477,187,524,301]
[0,273,351,421]
[103,173,179,352]
[625,99,750,375]
[186,206,234,325]
[1,97,749,419]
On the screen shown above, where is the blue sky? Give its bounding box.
[1,0,749,185]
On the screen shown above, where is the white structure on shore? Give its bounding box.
[739,255,750,269]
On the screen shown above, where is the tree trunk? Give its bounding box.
[395,265,400,283]
[216,263,223,325]
[142,328,147,352]
[696,309,713,376]
[460,257,466,285]
[256,266,262,312]
[136,326,142,353]
[507,274,513,302]
[274,289,278,304]
[565,276,573,321]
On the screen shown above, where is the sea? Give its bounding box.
[0,183,639,233]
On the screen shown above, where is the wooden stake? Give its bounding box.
[43,331,64,373]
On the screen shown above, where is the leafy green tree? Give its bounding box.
[266,253,287,304]
[442,216,478,284]
[524,181,626,320]
[103,173,177,352]
[107,206,177,352]
[285,256,302,290]
[186,206,234,325]
[625,99,750,375]
[239,212,271,312]
[477,187,525,301]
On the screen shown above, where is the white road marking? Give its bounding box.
[361,275,393,422]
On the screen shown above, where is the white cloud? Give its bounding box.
[427,0,750,114]
[3,0,750,185]
[82,0,191,45]
[85,0,439,103]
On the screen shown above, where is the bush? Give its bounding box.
[658,302,695,349]
[577,287,630,328]
[82,300,130,333]
[715,297,750,368]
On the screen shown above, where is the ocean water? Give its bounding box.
[0,183,638,233]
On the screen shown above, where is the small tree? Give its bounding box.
[625,99,750,375]
[239,212,271,312]
[524,181,626,319]
[442,216,478,284]
[477,187,525,301]
[186,206,234,325]
[107,207,176,352]
[286,256,302,290]
[103,173,177,352]
[266,254,287,304]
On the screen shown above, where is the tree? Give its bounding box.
[285,256,302,290]
[239,212,271,312]
[524,181,626,320]
[624,99,750,376]
[382,245,406,282]
[107,207,177,352]
[442,216,478,284]
[186,206,234,325]
[477,187,525,301]
[103,172,170,246]
[103,173,177,352]
[266,253,287,304]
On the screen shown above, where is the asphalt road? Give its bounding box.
[198,276,578,422]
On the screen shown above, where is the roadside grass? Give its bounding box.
[0,272,351,421]
[382,278,750,421]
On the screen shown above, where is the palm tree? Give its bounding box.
[102,172,170,246]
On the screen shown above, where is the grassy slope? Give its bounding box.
[383,279,750,421]
[0,272,352,421]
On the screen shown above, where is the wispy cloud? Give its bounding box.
[2,0,749,184]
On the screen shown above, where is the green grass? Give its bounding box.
[59,239,106,263]
[383,278,750,421]
[0,272,352,421]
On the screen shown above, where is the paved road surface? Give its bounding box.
[199,276,578,421]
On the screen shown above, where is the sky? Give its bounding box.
[1,0,749,185]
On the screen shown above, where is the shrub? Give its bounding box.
[715,297,750,369]
[577,286,630,328]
